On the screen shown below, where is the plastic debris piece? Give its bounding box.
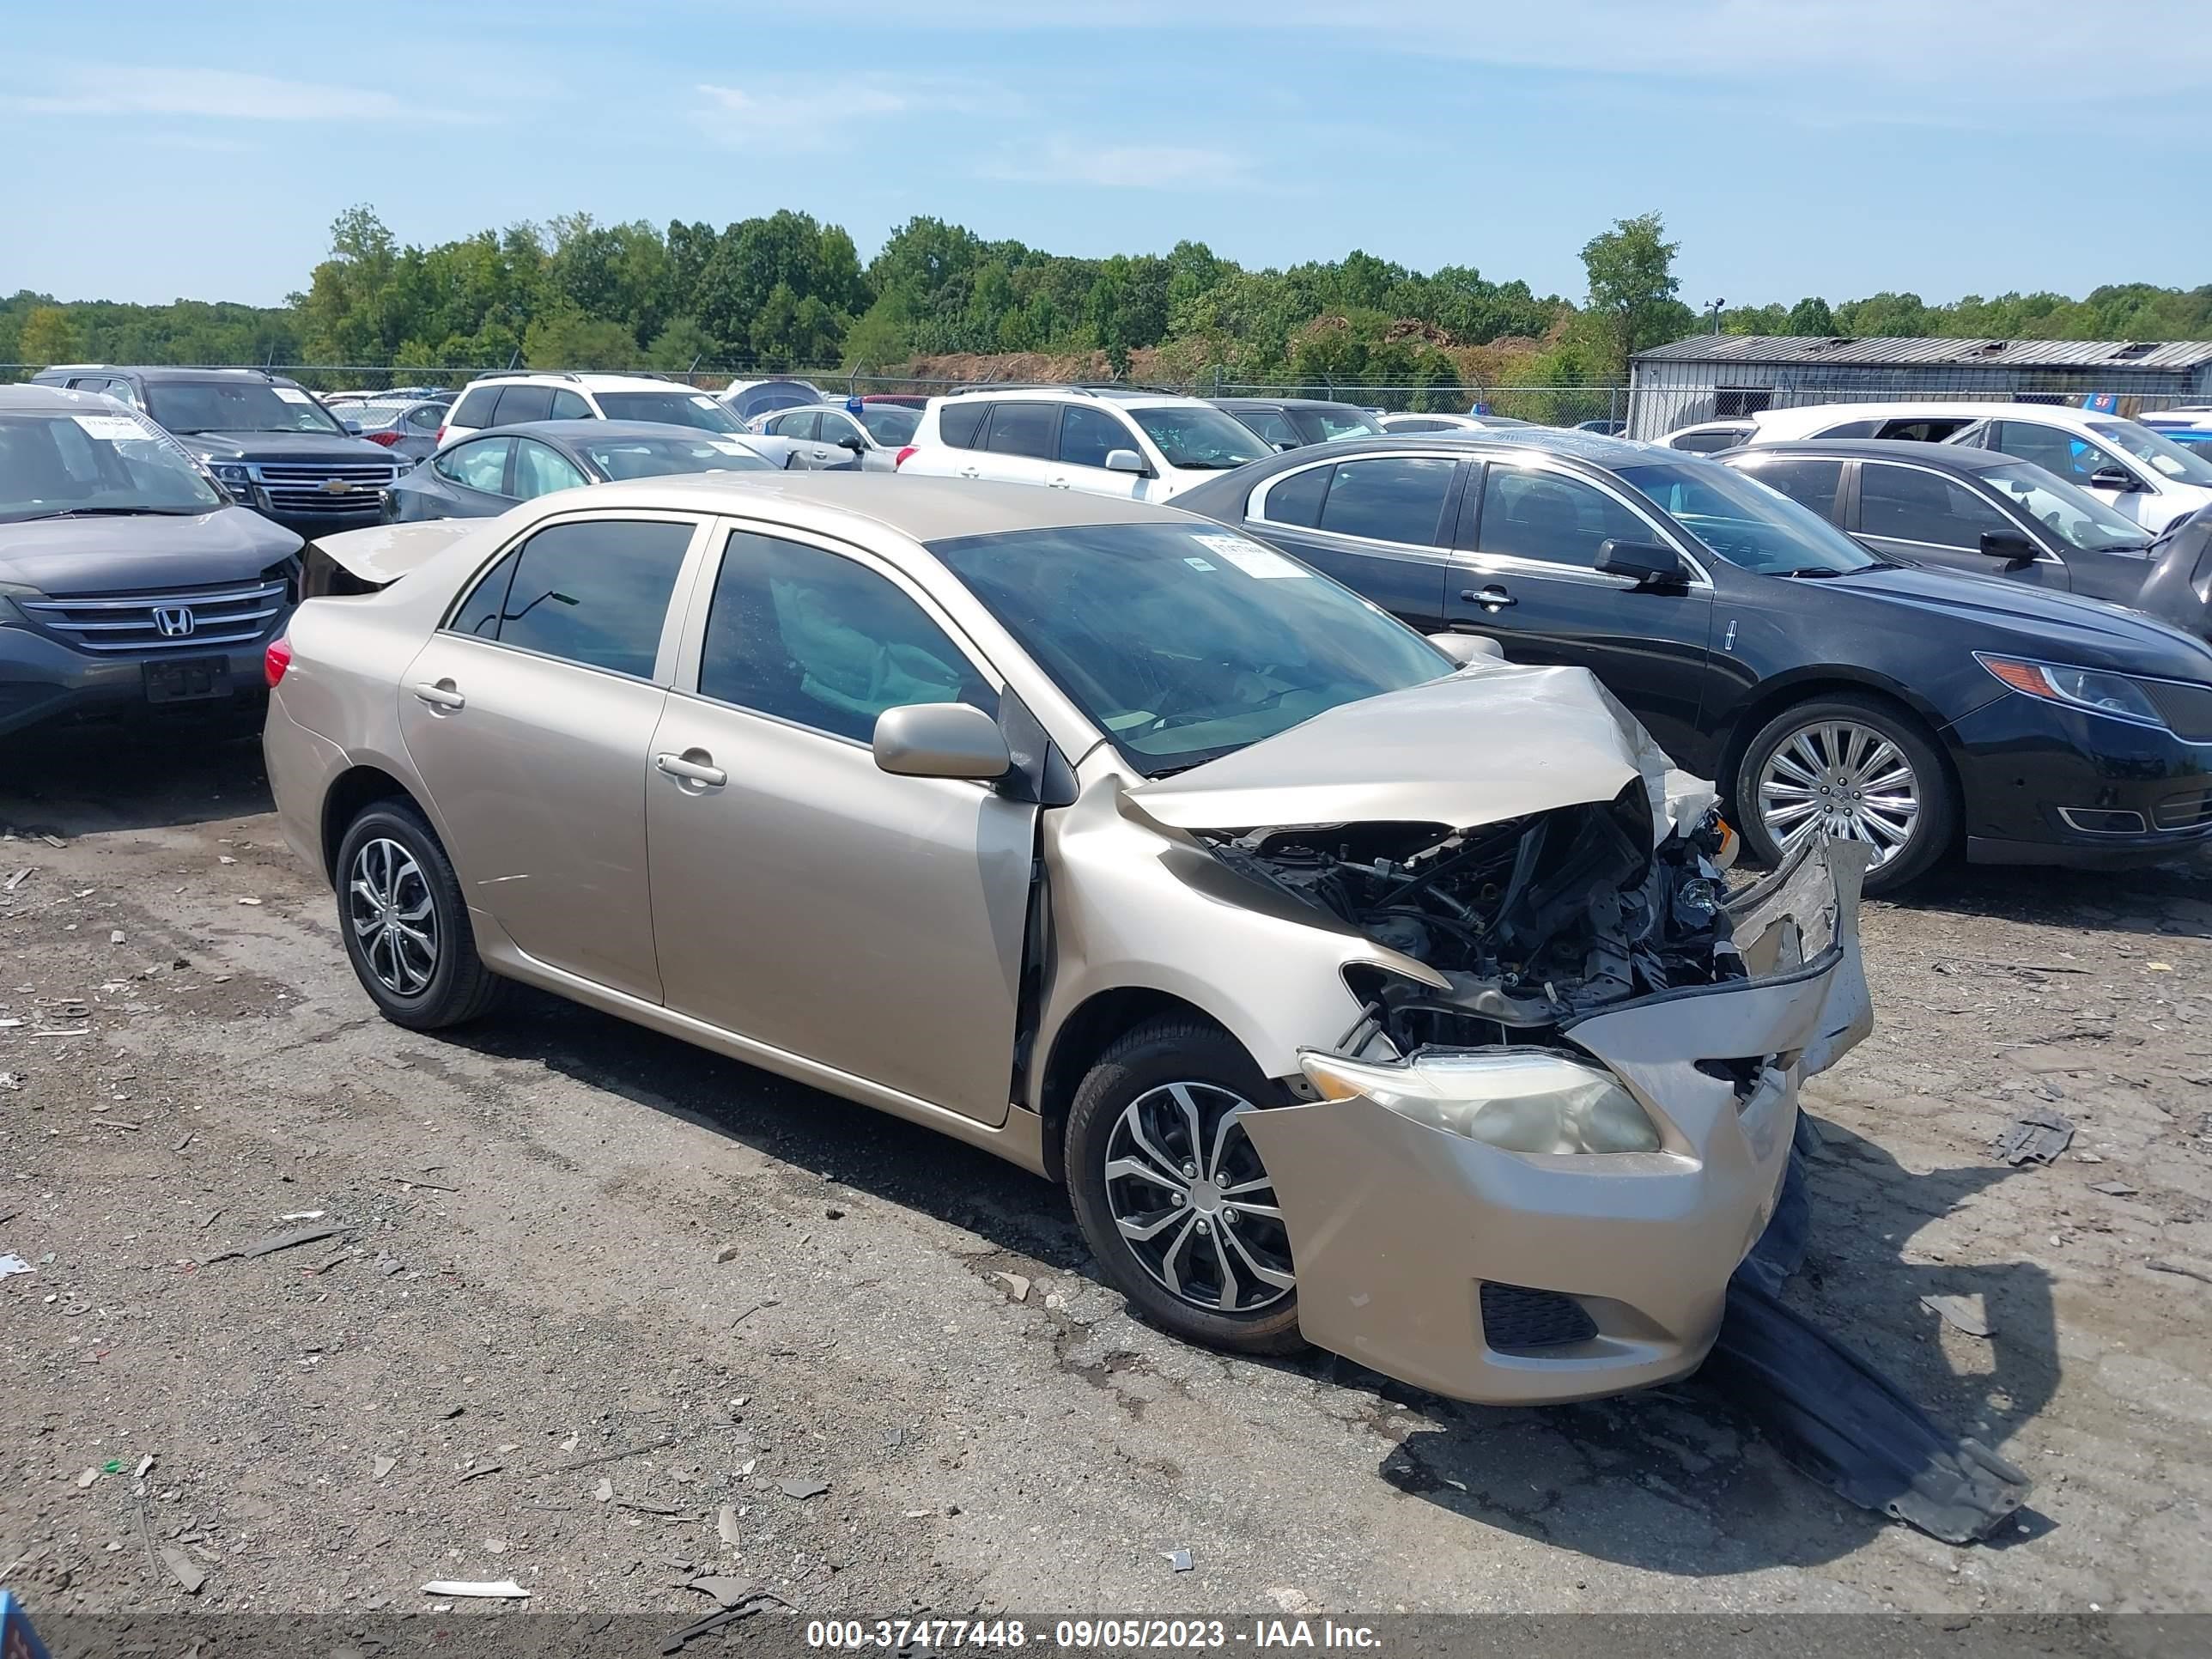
[236,896,263,906]
[160,1546,208,1595]
[1705,1277,2031,1543]
[100,1459,124,1475]
[718,1504,741,1547]
[1162,1548,1194,1572]
[277,1210,325,1222]
[594,1477,614,1503]
[687,1576,753,1607]
[2090,1182,2140,1197]
[134,1455,154,1479]
[779,1477,828,1501]
[76,1468,98,1488]
[420,1578,529,1599]
[1921,1294,1992,1339]
[374,1455,396,1480]
[0,1255,30,1279]
[1996,1109,2074,1166]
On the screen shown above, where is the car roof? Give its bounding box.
[463,372,698,393]
[1752,401,2124,436]
[933,386,1202,409]
[1723,438,2013,471]
[38,364,307,387]
[0,383,133,412]
[488,419,755,447]
[1215,397,1369,412]
[534,471,1191,542]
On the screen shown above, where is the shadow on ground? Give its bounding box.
[0,720,271,836]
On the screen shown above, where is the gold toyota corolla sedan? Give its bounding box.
[266,474,1870,1404]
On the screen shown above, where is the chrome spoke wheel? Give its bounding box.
[1103,1081,1293,1314]
[1757,719,1921,866]
[347,837,439,996]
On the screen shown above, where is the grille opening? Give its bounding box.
[1480,1282,1598,1353]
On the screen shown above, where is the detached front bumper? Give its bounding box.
[1243,840,1871,1406]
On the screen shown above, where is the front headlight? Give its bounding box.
[1299,1049,1662,1155]
[1976,653,2169,729]
[0,580,40,628]
[210,463,252,489]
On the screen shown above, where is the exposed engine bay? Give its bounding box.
[1199,781,1743,1051]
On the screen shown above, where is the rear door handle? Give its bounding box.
[957,466,981,479]
[1046,475,1071,489]
[1462,586,1516,611]
[655,751,727,788]
[411,680,465,710]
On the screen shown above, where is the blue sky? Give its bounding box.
[4,0,2209,311]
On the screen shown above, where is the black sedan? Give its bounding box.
[1175,429,2212,891]
[1717,439,2204,629]
[383,421,779,522]
[1213,398,1386,449]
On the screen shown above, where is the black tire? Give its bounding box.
[1066,1016,1305,1356]
[332,799,504,1030]
[1732,692,1957,896]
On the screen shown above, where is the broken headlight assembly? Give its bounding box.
[1299,1048,1662,1155]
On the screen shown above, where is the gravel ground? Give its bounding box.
[3,726,2209,1624]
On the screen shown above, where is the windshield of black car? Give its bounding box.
[592,392,744,433]
[2088,420,2212,487]
[0,410,223,523]
[856,405,921,444]
[1129,406,1273,471]
[932,521,1453,775]
[1291,405,1387,443]
[1979,462,2151,554]
[1616,459,1881,574]
[579,435,776,479]
[143,380,344,436]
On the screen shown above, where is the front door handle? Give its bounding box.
[655,750,727,788]
[1462,586,1517,611]
[1046,475,1071,489]
[957,465,981,479]
[412,680,465,710]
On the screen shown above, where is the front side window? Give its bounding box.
[769,410,819,440]
[594,391,743,433]
[1292,405,1387,442]
[489,386,556,427]
[1479,465,1654,568]
[933,521,1450,776]
[1386,417,1448,434]
[1059,404,1136,469]
[1231,408,1299,448]
[1734,458,1844,521]
[1991,421,2128,490]
[1857,465,2011,548]
[142,380,343,436]
[1316,456,1455,544]
[549,389,593,421]
[1127,405,1271,471]
[512,440,590,500]
[405,404,444,431]
[1617,459,1879,575]
[2087,419,2212,487]
[579,435,776,479]
[434,437,514,495]
[856,404,921,445]
[982,402,1059,459]
[699,532,995,743]
[448,518,693,678]
[1978,462,2151,553]
[0,409,222,524]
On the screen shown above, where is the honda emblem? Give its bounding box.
[152,605,197,639]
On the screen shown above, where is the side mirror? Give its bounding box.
[872,702,1012,782]
[1429,631,1505,665]
[1979,529,2039,567]
[838,434,866,453]
[343,420,363,435]
[2087,465,2139,493]
[1103,448,1146,475]
[1595,538,1689,589]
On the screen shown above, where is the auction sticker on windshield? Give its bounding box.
[72,415,146,442]
[274,387,313,404]
[1193,532,1308,579]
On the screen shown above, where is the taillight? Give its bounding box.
[264,636,293,689]
[894,446,917,470]
[434,426,447,445]
[363,429,404,447]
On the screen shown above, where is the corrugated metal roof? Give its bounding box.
[1633,335,2212,371]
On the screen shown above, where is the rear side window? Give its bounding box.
[1316,457,1455,544]
[1806,418,1881,439]
[771,411,820,440]
[1857,464,2011,548]
[489,385,556,426]
[452,518,694,678]
[434,436,514,495]
[1670,426,1749,453]
[1739,458,1845,520]
[1060,404,1133,468]
[550,389,593,421]
[982,402,1058,460]
[937,402,989,450]
[1257,465,1331,528]
[1873,417,1970,443]
[448,386,499,428]
[1387,417,1448,434]
[1235,409,1299,447]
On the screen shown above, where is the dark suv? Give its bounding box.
[29,366,402,540]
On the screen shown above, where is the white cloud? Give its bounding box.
[3,64,479,122]
[690,76,1007,151]
[980,137,1251,191]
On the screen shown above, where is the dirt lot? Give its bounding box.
[3,727,2209,1625]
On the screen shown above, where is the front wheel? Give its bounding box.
[1733,694,1956,894]
[1066,1018,1304,1355]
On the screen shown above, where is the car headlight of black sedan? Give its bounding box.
[1976,653,2173,731]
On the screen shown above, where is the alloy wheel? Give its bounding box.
[348,837,439,996]
[1757,718,1922,865]
[1103,1081,1294,1314]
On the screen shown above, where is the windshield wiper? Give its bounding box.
[1774,565,1850,578]
[13,506,198,521]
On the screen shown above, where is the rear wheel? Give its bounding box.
[334,800,503,1030]
[1733,693,1955,894]
[1066,1018,1304,1355]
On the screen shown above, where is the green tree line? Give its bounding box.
[6,206,2209,394]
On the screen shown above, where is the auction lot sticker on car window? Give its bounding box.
[274,386,314,404]
[1193,532,1309,578]
[72,415,147,443]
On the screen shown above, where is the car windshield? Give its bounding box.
[1128,406,1273,471]
[0,409,222,524]
[1616,459,1881,574]
[856,405,921,444]
[2087,420,2212,487]
[1979,462,2151,554]
[578,434,777,480]
[1292,406,1387,443]
[593,392,743,433]
[932,520,1452,776]
[143,380,344,435]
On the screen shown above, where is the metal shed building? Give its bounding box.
[1626,335,2212,440]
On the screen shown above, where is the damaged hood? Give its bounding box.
[1130,662,1697,837]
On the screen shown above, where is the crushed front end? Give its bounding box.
[1221,793,1872,1405]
